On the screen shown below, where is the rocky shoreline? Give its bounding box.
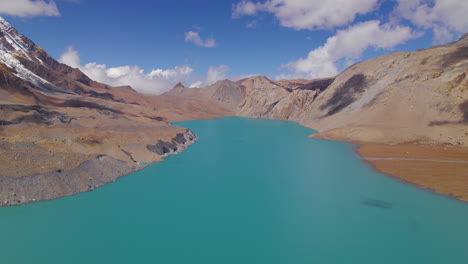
[0,129,198,206]
[0,155,137,206]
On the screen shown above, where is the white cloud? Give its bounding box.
[184,31,216,48]
[232,0,379,30]
[280,20,416,79]
[189,65,230,87]
[0,0,60,17]
[59,46,80,67]
[188,80,204,88]
[203,65,230,85]
[189,65,256,88]
[394,0,468,44]
[233,1,260,17]
[232,0,466,81]
[59,46,193,94]
[246,20,257,29]
[433,24,455,44]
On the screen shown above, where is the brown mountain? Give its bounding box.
[237,35,468,147]
[164,79,246,111]
[0,17,197,206]
[237,76,335,119]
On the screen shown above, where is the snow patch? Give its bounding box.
[0,49,51,88]
[0,16,34,61]
[0,16,50,87]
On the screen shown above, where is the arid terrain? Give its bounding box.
[357,144,468,201]
[0,15,467,205]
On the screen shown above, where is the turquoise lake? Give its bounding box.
[1,117,467,263]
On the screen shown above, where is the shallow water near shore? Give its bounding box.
[1,117,467,263]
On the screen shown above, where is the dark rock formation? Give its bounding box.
[147,129,197,156]
[297,78,335,92]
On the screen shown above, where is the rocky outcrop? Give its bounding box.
[146,129,197,156]
[237,76,292,117]
[267,89,320,120]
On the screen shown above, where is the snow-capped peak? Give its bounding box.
[0,16,51,89]
[0,16,36,60]
[0,16,13,32]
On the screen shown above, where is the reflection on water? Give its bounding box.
[361,198,393,209]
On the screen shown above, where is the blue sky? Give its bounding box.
[0,0,466,94]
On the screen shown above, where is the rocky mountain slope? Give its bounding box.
[237,76,335,120]
[0,17,197,205]
[236,36,468,147]
[164,79,247,112]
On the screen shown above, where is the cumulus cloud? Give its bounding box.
[280,20,416,79]
[393,0,468,44]
[246,20,257,29]
[189,65,256,88]
[59,46,80,67]
[0,0,60,17]
[433,24,455,44]
[185,31,216,48]
[189,65,230,88]
[59,46,193,94]
[232,0,379,30]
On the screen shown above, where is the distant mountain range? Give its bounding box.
[164,36,467,146]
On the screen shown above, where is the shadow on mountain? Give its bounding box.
[429,100,468,126]
[320,74,369,117]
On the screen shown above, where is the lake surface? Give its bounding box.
[1,117,467,263]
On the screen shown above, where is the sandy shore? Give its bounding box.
[356,143,468,202]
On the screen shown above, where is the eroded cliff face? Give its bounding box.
[235,35,468,146]
[237,77,335,120]
[237,76,292,118]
